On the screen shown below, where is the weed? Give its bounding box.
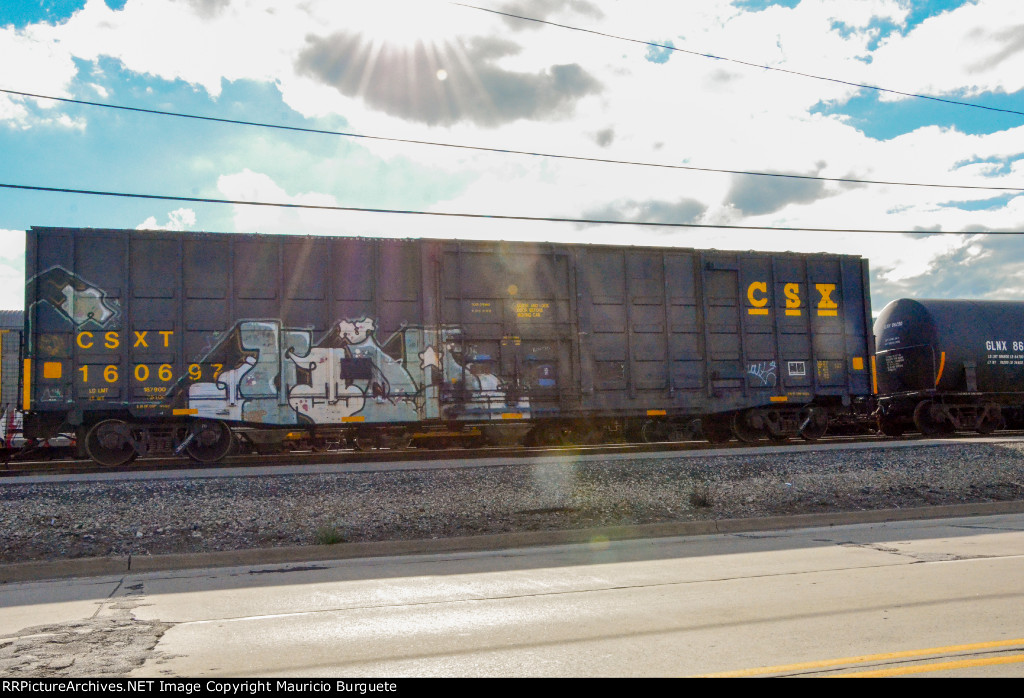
[314,525,346,545]
[689,481,713,509]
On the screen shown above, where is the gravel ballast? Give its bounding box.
[3,440,1024,565]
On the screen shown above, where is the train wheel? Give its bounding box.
[183,420,233,463]
[353,434,376,451]
[640,420,668,443]
[529,423,572,446]
[577,425,605,445]
[977,419,999,435]
[85,419,138,467]
[877,415,905,437]
[701,416,732,444]
[732,411,764,444]
[913,400,950,437]
[976,404,1004,434]
[764,411,789,442]
[798,407,828,441]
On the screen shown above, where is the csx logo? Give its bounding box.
[76,330,174,349]
[746,282,839,317]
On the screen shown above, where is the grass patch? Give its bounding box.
[689,482,714,509]
[314,525,347,546]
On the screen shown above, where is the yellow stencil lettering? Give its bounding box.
[784,283,802,316]
[747,281,768,315]
[784,283,801,308]
[815,284,838,316]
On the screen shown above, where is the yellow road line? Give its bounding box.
[834,653,1024,678]
[693,638,1024,677]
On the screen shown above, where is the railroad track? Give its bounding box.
[4,430,1020,477]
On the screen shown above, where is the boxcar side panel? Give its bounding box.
[666,252,704,394]
[739,253,777,401]
[702,254,744,401]
[128,234,182,416]
[438,241,573,420]
[772,255,813,398]
[577,246,629,410]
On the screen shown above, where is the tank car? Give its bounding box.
[21,227,876,465]
[874,298,1024,435]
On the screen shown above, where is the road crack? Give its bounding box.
[0,582,172,677]
[837,541,993,562]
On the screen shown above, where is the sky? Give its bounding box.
[1,0,1022,313]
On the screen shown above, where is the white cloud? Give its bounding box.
[217,169,359,235]
[869,0,1024,98]
[0,19,79,128]
[137,208,197,231]
[0,231,25,310]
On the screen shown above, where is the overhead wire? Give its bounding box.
[2,88,1021,193]
[3,4,1021,233]
[451,2,1024,119]
[1,182,1017,235]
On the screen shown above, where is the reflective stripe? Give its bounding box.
[22,359,30,411]
[935,351,946,387]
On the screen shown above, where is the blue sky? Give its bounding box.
[1,0,1022,311]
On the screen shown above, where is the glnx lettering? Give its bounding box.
[986,340,1024,351]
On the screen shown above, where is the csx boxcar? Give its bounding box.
[874,298,1024,435]
[23,227,875,464]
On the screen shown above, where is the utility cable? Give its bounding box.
[2,88,1021,193]
[452,2,1024,118]
[2,182,1017,235]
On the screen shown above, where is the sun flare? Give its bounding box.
[346,0,461,48]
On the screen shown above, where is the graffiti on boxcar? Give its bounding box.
[186,318,530,425]
[286,317,419,422]
[26,267,120,329]
[747,360,777,387]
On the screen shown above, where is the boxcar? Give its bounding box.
[1,310,23,454]
[874,298,1024,435]
[22,227,875,464]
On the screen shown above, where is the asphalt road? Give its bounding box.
[3,509,1024,677]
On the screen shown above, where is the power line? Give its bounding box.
[3,88,1021,193]
[2,182,1016,235]
[452,2,1024,119]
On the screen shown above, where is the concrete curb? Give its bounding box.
[4,500,1024,584]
